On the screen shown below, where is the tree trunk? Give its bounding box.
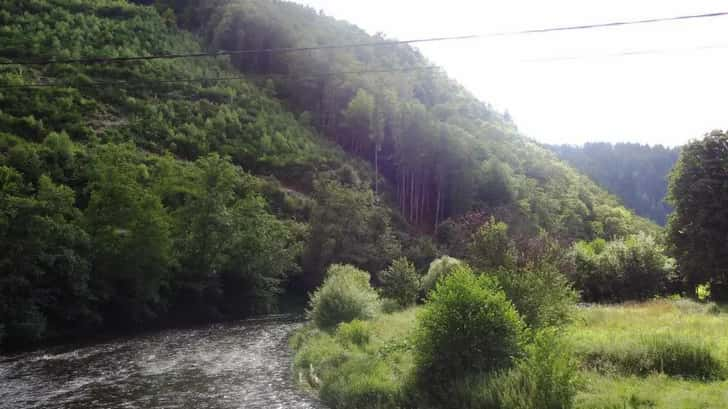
[374,143,379,196]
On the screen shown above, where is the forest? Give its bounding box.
[1,1,727,408]
[548,143,680,225]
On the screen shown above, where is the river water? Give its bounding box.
[0,316,326,409]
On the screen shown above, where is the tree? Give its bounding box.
[667,130,728,298]
[85,144,172,325]
[468,217,517,271]
[302,176,401,288]
[0,168,91,346]
[378,257,419,307]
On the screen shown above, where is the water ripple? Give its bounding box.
[0,317,326,409]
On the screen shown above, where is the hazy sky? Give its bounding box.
[294,0,728,146]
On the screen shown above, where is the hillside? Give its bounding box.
[548,143,680,225]
[0,0,655,348]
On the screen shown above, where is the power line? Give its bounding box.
[0,65,442,90]
[521,43,728,63]
[1,11,726,66]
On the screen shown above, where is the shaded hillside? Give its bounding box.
[548,143,680,225]
[150,0,657,240]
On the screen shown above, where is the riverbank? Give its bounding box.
[291,299,728,409]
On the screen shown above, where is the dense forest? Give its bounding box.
[548,143,680,225]
[0,0,658,350]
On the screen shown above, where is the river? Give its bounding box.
[0,316,326,408]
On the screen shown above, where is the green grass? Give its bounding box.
[576,372,728,409]
[291,299,728,409]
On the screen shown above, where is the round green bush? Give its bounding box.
[420,256,462,297]
[307,264,380,329]
[414,266,526,398]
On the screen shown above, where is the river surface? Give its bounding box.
[0,316,326,409]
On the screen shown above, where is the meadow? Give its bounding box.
[292,299,728,409]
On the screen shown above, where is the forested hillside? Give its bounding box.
[1,0,654,349]
[549,143,680,225]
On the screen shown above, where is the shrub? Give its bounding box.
[293,330,348,387]
[456,330,579,409]
[493,267,578,329]
[378,257,419,307]
[319,357,401,409]
[414,266,526,400]
[420,256,462,297]
[696,283,711,302]
[468,216,517,271]
[307,264,380,329]
[570,233,674,302]
[336,320,371,347]
[580,334,725,380]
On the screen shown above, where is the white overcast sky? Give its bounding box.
[294,0,728,146]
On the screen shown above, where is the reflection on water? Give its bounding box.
[0,316,325,409]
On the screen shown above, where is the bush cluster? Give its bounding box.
[570,233,675,302]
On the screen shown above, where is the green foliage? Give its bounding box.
[414,266,525,400]
[307,264,381,329]
[302,176,401,288]
[85,144,172,324]
[455,329,579,409]
[667,130,728,299]
[468,216,517,271]
[493,268,578,329]
[319,357,402,409]
[163,0,654,240]
[335,320,371,348]
[696,283,711,302]
[378,257,419,308]
[419,255,462,297]
[549,142,680,225]
[580,334,725,381]
[570,233,675,302]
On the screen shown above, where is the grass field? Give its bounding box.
[291,299,728,409]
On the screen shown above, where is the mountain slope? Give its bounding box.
[152,0,657,239]
[548,143,680,225]
[0,0,655,348]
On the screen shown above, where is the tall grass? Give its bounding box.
[579,334,725,380]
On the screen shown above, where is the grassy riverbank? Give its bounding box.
[291,300,728,409]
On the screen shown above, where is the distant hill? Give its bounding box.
[547,143,680,225]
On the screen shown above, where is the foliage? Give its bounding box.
[667,130,728,299]
[307,264,380,329]
[419,255,462,297]
[335,320,371,348]
[378,257,419,308]
[696,283,711,302]
[580,334,725,381]
[493,268,578,329]
[569,300,728,383]
[570,233,675,302]
[413,266,526,401]
[455,329,579,409]
[302,176,401,289]
[549,142,680,225]
[157,0,655,240]
[468,216,517,271]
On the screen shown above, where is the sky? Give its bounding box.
[293,0,728,146]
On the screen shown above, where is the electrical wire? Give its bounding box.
[1,11,726,66]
